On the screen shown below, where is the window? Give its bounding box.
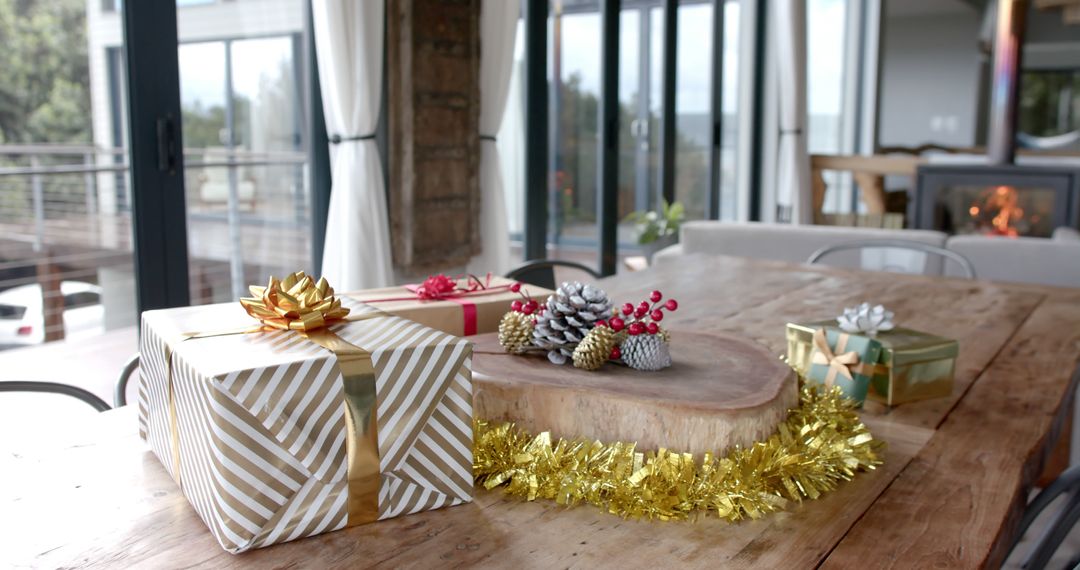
[63,291,101,309]
[502,0,742,267]
[0,305,27,320]
[1019,70,1080,140]
[0,0,137,346]
[176,30,311,305]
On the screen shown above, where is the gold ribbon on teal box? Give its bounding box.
[806,327,881,406]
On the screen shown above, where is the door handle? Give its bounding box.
[156,115,178,175]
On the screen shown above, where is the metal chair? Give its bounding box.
[114,353,140,407]
[504,259,601,290]
[1007,464,1080,569]
[0,381,111,412]
[806,239,977,279]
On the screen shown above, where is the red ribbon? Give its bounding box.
[362,274,515,336]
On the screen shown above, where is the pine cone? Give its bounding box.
[572,325,616,370]
[533,282,612,365]
[621,334,672,371]
[498,311,535,354]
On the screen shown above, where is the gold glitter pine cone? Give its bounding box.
[498,311,535,354]
[571,325,616,370]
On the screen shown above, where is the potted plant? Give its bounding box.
[624,200,685,262]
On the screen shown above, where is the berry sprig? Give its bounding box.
[597,289,677,361]
[508,282,542,317]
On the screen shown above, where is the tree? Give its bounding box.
[0,0,91,145]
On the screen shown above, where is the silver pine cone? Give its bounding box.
[533,281,613,365]
[621,334,672,371]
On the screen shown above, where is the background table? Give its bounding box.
[4,255,1080,568]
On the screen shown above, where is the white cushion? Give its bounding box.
[1053,227,1080,242]
[678,221,950,275]
[945,235,1080,288]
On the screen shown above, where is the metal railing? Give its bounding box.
[0,144,313,339]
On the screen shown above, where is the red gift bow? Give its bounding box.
[363,273,516,335]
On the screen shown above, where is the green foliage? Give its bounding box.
[0,0,91,144]
[1019,71,1080,137]
[623,199,685,245]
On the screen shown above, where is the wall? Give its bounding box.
[877,9,983,148]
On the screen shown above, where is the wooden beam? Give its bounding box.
[36,253,64,343]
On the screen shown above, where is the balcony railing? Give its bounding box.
[0,143,310,346]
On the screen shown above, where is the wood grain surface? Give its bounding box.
[472,331,798,454]
[4,254,1079,568]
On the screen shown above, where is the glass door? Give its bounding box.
[175,1,314,305]
[0,0,137,349]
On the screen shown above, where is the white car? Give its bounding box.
[0,281,105,348]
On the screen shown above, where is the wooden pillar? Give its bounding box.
[36,253,65,342]
[387,0,481,276]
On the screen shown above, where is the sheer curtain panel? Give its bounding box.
[467,0,520,275]
[313,0,394,288]
[773,0,812,224]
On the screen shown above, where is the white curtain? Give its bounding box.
[313,0,394,289]
[467,0,520,275]
[773,0,812,224]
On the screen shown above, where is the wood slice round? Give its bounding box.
[472,330,798,456]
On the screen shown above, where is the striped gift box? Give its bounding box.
[137,298,473,553]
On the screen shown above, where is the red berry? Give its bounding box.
[522,304,535,315]
[638,301,650,312]
[610,345,621,360]
[634,307,648,319]
[510,282,522,293]
[510,300,523,312]
[596,319,608,328]
[622,303,634,316]
[665,299,678,311]
[650,290,663,303]
[646,322,659,335]
[629,322,645,335]
[651,309,664,322]
[609,317,625,332]
[525,300,539,311]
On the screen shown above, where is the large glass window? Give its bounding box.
[806,0,853,213]
[1019,70,1080,142]
[501,0,741,267]
[0,0,137,350]
[177,25,310,305]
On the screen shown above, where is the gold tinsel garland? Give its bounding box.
[472,384,882,521]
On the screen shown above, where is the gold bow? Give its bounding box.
[811,328,860,387]
[239,271,350,331]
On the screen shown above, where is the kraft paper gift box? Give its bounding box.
[803,326,881,406]
[138,297,474,553]
[345,276,551,337]
[786,321,958,406]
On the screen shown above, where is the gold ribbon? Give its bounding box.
[811,328,862,388]
[164,272,385,527]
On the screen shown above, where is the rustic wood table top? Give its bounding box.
[4,254,1080,569]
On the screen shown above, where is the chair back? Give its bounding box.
[505,260,600,290]
[807,239,976,279]
[0,381,111,412]
[679,221,950,275]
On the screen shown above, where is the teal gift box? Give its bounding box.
[805,327,881,406]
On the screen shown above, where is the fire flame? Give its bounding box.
[969,185,1022,237]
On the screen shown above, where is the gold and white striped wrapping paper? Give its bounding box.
[137,298,474,553]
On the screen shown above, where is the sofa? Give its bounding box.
[654,221,1080,288]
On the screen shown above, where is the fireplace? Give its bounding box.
[910,0,1080,238]
[913,164,1080,237]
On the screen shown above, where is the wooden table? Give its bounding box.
[5,254,1080,568]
